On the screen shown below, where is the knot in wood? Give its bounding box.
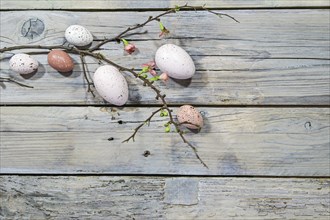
[143,150,151,157]
[21,18,45,40]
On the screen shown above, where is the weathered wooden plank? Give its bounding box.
[1,0,329,10]
[1,176,329,219]
[1,10,329,105]
[1,107,329,175]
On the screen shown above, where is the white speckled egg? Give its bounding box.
[93,65,129,106]
[177,105,204,129]
[65,25,93,47]
[155,44,195,79]
[9,53,39,74]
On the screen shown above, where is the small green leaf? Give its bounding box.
[160,109,168,117]
[149,76,160,82]
[174,5,180,12]
[165,126,171,133]
[97,53,105,59]
[138,66,149,75]
[142,66,149,72]
[159,21,165,31]
[121,38,129,46]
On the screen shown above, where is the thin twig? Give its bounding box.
[181,4,240,23]
[0,76,33,88]
[202,8,240,23]
[89,9,178,51]
[165,107,208,168]
[0,45,71,53]
[79,54,95,97]
[178,129,208,168]
[122,107,163,143]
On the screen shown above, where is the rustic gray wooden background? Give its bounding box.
[1,0,329,219]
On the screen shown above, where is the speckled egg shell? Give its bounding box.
[47,50,74,72]
[155,44,195,79]
[177,105,204,129]
[65,25,93,47]
[9,53,39,75]
[93,65,129,106]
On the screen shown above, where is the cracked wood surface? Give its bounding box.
[0,176,329,219]
[1,107,329,175]
[1,10,329,105]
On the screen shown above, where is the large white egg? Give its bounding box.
[155,44,195,79]
[9,53,39,74]
[65,25,93,47]
[93,65,129,106]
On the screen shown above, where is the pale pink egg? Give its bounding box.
[177,105,204,129]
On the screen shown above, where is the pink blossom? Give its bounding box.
[149,69,157,76]
[159,72,169,82]
[142,60,157,75]
[124,44,136,54]
[142,61,156,69]
[159,28,170,38]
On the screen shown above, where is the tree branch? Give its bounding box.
[122,107,163,143]
[0,76,34,88]
[79,54,95,97]
[0,4,238,168]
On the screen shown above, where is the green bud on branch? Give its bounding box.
[121,38,129,46]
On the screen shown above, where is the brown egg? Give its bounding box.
[177,105,204,130]
[47,50,74,72]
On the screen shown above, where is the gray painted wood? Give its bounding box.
[1,107,329,175]
[1,176,329,219]
[1,2,329,219]
[1,10,329,105]
[1,0,329,10]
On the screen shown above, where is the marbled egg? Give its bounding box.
[177,105,204,129]
[65,25,93,47]
[93,65,129,106]
[9,53,39,74]
[47,50,74,72]
[155,44,195,79]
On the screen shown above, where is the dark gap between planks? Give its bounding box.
[0,173,329,178]
[1,6,330,12]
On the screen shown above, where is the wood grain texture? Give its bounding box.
[1,0,329,10]
[1,106,329,175]
[1,176,329,219]
[1,10,329,105]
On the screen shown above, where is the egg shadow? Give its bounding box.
[76,42,93,50]
[198,111,211,134]
[20,63,46,80]
[187,127,201,134]
[0,54,14,62]
[128,87,143,104]
[170,77,192,87]
[57,70,74,77]
[0,82,6,89]
[48,57,82,79]
[176,38,209,91]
